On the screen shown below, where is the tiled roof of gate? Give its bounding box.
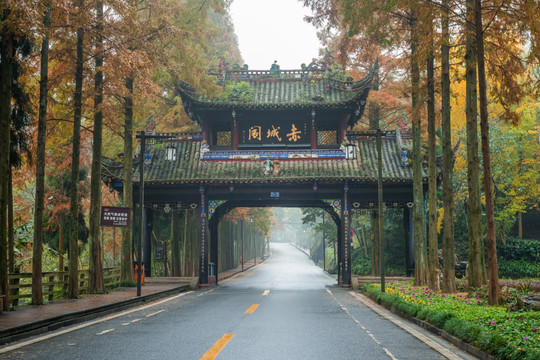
[175,70,373,109]
[102,131,425,185]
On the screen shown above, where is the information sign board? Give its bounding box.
[100,207,130,227]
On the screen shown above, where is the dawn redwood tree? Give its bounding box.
[0,10,15,311]
[475,0,498,304]
[32,2,51,305]
[440,0,456,294]
[88,0,105,293]
[465,0,485,288]
[120,75,134,283]
[426,10,439,291]
[472,0,539,304]
[69,0,85,298]
[410,8,427,286]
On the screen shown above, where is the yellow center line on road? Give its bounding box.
[199,334,235,360]
[245,304,259,314]
[262,290,270,296]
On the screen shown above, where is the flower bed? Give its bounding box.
[363,281,540,360]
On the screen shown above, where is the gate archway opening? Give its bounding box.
[208,201,342,285]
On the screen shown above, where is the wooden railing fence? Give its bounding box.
[7,267,121,307]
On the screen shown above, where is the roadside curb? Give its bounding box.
[358,290,497,360]
[0,284,190,346]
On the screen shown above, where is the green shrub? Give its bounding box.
[426,309,454,329]
[362,281,540,360]
[352,256,371,275]
[498,238,540,263]
[498,259,540,278]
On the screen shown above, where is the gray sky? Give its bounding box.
[229,0,322,70]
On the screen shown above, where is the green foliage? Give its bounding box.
[351,210,406,275]
[496,238,540,278]
[490,109,540,236]
[220,81,253,102]
[363,282,540,359]
[351,251,371,275]
[498,238,540,263]
[498,260,540,279]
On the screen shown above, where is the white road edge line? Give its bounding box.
[197,289,215,297]
[349,291,463,360]
[146,309,166,318]
[327,288,393,358]
[0,291,193,354]
[384,347,399,360]
[96,329,115,336]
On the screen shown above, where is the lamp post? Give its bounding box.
[377,128,385,292]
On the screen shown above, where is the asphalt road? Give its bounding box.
[0,243,478,360]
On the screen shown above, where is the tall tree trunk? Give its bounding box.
[475,0,498,304]
[427,19,439,291]
[9,169,18,306]
[120,76,134,283]
[441,0,456,294]
[465,0,484,288]
[68,0,85,298]
[31,3,51,305]
[8,169,14,274]
[0,23,14,311]
[88,0,105,293]
[59,217,64,271]
[411,12,427,286]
